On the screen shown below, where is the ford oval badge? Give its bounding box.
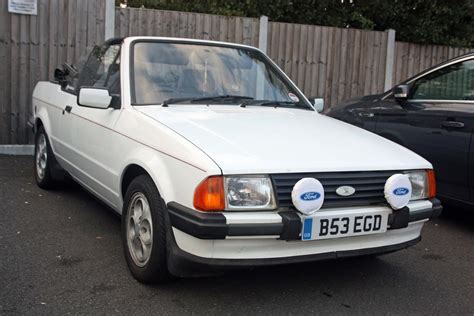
[336,185,356,197]
[393,187,409,196]
[300,191,321,201]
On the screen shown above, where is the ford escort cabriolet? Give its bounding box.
[31,37,441,283]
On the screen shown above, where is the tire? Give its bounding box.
[34,126,60,189]
[122,174,173,283]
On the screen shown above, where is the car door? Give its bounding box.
[43,84,77,166]
[376,57,474,203]
[65,42,123,209]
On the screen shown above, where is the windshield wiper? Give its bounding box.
[240,100,300,108]
[189,95,254,103]
[162,95,254,107]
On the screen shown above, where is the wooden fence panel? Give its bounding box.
[114,8,260,47]
[392,41,473,85]
[267,22,388,107]
[0,0,106,144]
[1,4,473,144]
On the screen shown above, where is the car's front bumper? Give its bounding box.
[166,199,441,277]
[167,198,442,240]
[167,232,421,277]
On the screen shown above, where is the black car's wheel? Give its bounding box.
[34,126,60,189]
[122,174,173,283]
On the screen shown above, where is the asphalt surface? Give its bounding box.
[0,155,473,315]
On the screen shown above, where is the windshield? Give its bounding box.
[131,41,310,109]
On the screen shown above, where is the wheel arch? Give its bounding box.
[118,152,207,214]
[33,106,53,139]
[119,160,174,211]
[35,117,44,132]
[121,164,155,199]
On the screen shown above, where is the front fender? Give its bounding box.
[118,146,215,214]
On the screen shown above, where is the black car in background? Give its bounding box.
[327,53,474,208]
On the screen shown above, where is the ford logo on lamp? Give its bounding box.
[384,174,412,210]
[300,191,321,201]
[393,187,410,196]
[292,178,325,214]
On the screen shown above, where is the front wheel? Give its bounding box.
[122,175,173,283]
[34,126,59,189]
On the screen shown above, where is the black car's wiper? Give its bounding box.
[189,95,254,103]
[240,100,300,108]
[161,97,195,107]
[162,95,254,107]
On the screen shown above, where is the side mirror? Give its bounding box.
[393,84,409,103]
[308,96,325,113]
[77,87,112,109]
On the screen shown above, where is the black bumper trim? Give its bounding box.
[167,202,227,239]
[167,198,441,241]
[167,202,287,239]
[408,198,442,222]
[279,211,303,240]
[167,233,422,277]
[227,223,283,236]
[388,198,442,228]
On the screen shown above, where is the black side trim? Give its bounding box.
[167,202,227,239]
[279,211,302,240]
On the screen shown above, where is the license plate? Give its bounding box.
[301,209,389,241]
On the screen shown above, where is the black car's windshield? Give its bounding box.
[131,41,311,109]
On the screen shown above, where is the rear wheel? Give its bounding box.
[34,126,60,189]
[122,175,173,283]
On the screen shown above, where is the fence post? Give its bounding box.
[384,29,396,91]
[258,15,268,53]
[105,0,115,40]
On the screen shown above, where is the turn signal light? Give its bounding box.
[427,169,436,199]
[193,176,225,211]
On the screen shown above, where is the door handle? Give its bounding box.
[63,105,72,115]
[441,121,464,129]
[358,112,374,118]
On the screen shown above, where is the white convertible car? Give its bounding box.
[31,37,442,283]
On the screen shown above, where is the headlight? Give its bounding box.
[404,170,436,200]
[225,176,276,210]
[193,175,276,212]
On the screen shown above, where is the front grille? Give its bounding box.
[271,170,398,209]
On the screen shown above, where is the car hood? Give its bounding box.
[136,105,431,174]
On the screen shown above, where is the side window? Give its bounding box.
[410,59,474,101]
[77,44,121,95]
